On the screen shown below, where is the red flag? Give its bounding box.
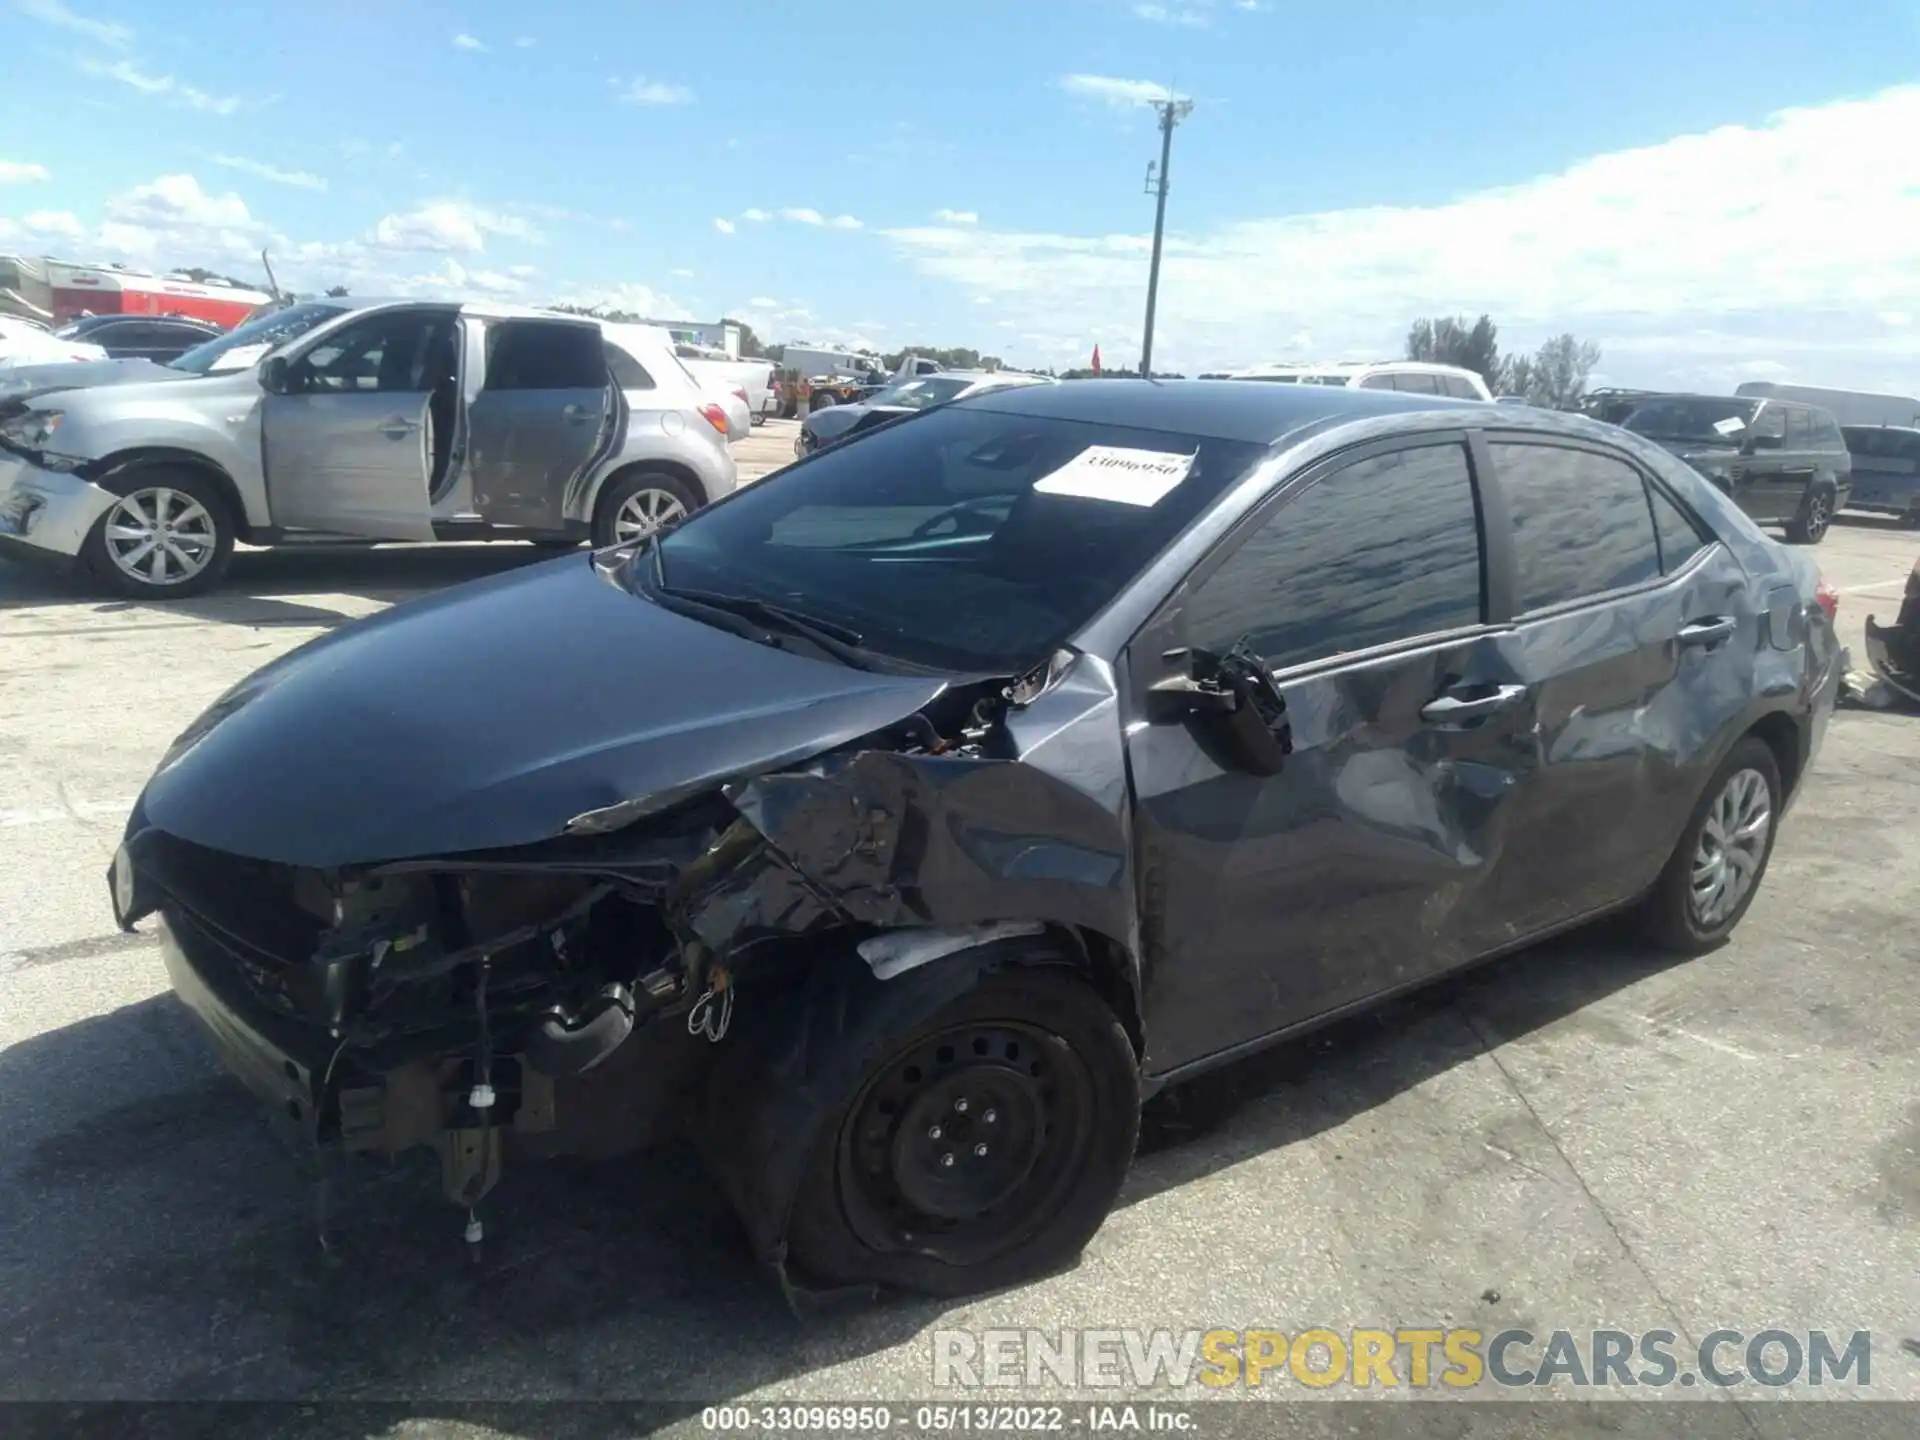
[1091,345,1102,375]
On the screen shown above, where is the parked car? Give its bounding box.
[116,379,1838,1297]
[672,340,777,424]
[0,298,738,597]
[1839,425,1920,526]
[0,299,349,403]
[54,313,225,364]
[0,315,108,368]
[1620,394,1850,544]
[1223,359,1493,401]
[796,370,1054,456]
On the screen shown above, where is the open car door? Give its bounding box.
[466,318,616,533]
[261,307,456,541]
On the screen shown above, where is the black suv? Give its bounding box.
[1621,394,1851,544]
[1840,424,1920,527]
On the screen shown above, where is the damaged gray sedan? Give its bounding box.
[112,380,1839,1297]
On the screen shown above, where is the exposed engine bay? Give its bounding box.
[113,652,1138,1251]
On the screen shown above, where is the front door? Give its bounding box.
[262,307,454,540]
[1739,402,1795,521]
[466,319,615,533]
[1125,436,1536,1076]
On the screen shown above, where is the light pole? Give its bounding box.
[1139,94,1193,379]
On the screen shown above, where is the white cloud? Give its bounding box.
[91,173,269,267]
[513,35,536,47]
[211,154,326,190]
[828,214,863,230]
[402,257,522,296]
[749,296,780,307]
[81,58,242,115]
[617,76,693,106]
[1059,74,1187,110]
[781,208,825,225]
[14,0,131,47]
[368,201,542,254]
[740,208,770,222]
[1132,2,1209,26]
[932,208,978,224]
[553,283,691,320]
[882,83,1920,390]
[452,33,486,51]
[713,217,736,235]
[0,209,85,244]
[672,268,695,279]
[0,160,50,184]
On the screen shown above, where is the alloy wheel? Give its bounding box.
[102,486,218,587]
[612,487,688,543]
[1689,767,1772,928]
[1803,492,1832,541]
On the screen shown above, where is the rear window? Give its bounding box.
[653,405,1268,672]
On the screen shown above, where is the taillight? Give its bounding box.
[700,402,730,435]
[1815,576,1839,621]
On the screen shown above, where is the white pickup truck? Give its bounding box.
[673,341,778,426]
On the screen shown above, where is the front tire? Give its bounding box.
[1639,735,1783,953]
[810,391,838,413]
[709,956,1140,1298]
[81,465,235,599]
[1785,484,1834,544]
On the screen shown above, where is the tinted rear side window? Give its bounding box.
[1185,442,1484,671]
[1649,485,1709,573]
[1393,373,1439,394]
[485,321,607,391]
[1492,442,1662,610]
[603,340,655,391]
[1440,375,1481,400]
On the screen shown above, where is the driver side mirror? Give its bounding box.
[1147,645,1292,776]
[259,355,290,394]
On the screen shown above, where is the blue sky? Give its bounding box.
[7,0,1920,391]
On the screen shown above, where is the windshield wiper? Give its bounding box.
[647,573,878,670]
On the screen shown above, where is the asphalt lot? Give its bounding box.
[1,424,1917,1431]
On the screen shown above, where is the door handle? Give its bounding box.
[1420,684,1527,725]
[1678,616,1737,648]
[378,416,421,437]
[562,404,595,424]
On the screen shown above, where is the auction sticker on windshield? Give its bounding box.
[1033,445,1195,507]
[1713,416,1748,436]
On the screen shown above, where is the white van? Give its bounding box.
[1734,381,1920,429]
[1221,360,1492,401]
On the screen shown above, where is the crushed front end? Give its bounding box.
[1863,553,1920,706]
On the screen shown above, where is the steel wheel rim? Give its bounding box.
[103,486,217,586]
[837,1020,1093,1266]
[612,488,687,543]
[1689,767,1772,928]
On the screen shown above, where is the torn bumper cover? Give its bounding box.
[0,450,113,568]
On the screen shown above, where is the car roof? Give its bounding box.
[1232,359,1481,378]
[955,377,1489,443]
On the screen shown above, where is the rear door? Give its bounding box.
[262,306,451,540]
[467,319,614,532]
[1475,435,1748,936]
[1741,402,1794,520]
[1125,434,1536,1073]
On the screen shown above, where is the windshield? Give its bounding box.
[1623,396,1760,444]
[651,403,1268,672]
[869,376,972,409]
[167,301,347,375]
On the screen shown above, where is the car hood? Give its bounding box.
[0,356,186,401]
[133,554,950,868]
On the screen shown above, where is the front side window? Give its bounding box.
[1184,442,1484,672]
[289,310,450,394]
[652,405,1268,672]
[1492,442,1661,611]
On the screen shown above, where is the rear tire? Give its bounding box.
[1785,484,1834,544]
[81,465,235,599]
[810,392,838,413]
[1638,735,1783,953]
[589,471,701,548]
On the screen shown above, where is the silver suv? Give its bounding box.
[0,298,739,597]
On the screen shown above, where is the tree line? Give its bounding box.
[1405,314,1601,409]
